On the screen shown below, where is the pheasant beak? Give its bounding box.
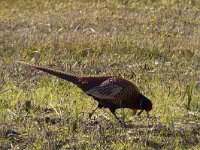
[137,110,144,116]
[147,111,150,118]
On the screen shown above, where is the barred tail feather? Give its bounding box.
[17,61,80,86]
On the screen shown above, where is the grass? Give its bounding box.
[0,0,200,149]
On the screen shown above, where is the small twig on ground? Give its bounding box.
[0,89,10,95]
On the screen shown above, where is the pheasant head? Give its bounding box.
[137,95,152,118]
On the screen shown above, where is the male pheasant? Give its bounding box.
[18,61,152,124]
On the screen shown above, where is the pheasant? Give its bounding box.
[17,61,152,124]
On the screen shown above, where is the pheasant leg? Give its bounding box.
[137,110,144,116]
[137,110,150,118]
[132,109,137,115]
[89,105,99,119]
[109,109,126,126]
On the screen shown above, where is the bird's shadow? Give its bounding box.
[88,114,154,129]
[120,123,147,129]
[88,119,150,129]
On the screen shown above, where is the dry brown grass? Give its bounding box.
[0,0,199,149]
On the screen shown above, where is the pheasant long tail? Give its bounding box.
[17,61,80,86]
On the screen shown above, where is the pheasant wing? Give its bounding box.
[85,82,123,100]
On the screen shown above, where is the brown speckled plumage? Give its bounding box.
[18,61,152,125]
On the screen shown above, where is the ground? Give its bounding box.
[0,0,199,149]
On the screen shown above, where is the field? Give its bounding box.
[0,0,200,149]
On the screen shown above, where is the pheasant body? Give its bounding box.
[18,61,152,124]
[85,77,141,109]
